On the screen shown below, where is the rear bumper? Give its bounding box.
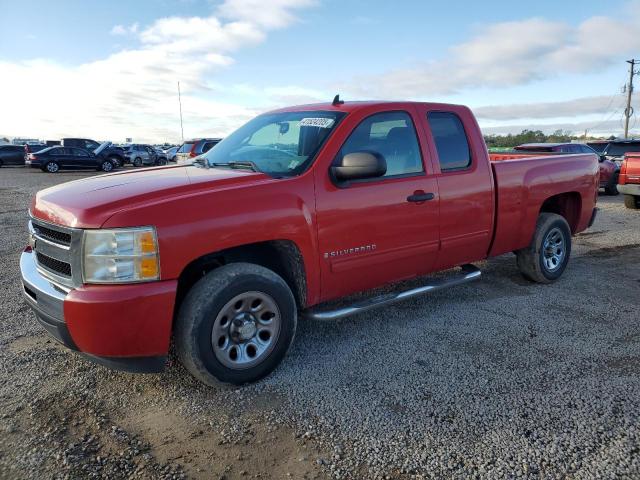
[617,184,640,196]
[20,249,177,373]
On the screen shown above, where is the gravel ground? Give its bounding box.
[0,167,639,479]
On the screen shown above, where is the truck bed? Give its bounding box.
[488,153,599,257]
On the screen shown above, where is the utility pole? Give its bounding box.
[178,81,185,143]
[624,59,638,139]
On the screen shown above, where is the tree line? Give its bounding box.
[483,129,615,148]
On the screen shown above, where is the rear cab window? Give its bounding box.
[426,112,471,172]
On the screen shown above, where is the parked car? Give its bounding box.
[63,138,126,167]
[175,138,221,163]
[617,152,640,209]
[25,143,118,173]
[601,140,640,165]
[164,146,179,162]
[513,143,619,195]
[20,100,598,386]
[123,144,168,167]
[0,145,27,166]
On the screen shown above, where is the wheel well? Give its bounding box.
[174,240,308,315]
[540,192,581,233]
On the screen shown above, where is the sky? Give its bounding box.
[1,0,639,143]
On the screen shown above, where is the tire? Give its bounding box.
[109,156,121,168]
[175,263,297,386]
[44,161,60,173]
[516,213,572,284]
[624,194,640,209]
[0,160,3,167]
[133,157,143,167]
[100,160,114,172]
[604,172,619,196]
[158,158,167,166]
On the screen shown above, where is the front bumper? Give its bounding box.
[617,183,640,196]
[20,249,177,373]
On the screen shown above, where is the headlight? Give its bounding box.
[82,227,160,283]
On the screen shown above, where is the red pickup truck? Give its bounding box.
[20,100,599,385]
[618,152,640,209]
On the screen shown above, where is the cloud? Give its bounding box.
[474,94,628,121]
[344,7,640,98]
[110,23,139,36]
[0,0,317,143]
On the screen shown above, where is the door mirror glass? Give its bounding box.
[331,151,387,182]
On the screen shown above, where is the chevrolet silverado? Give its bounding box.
[20,100,599,385]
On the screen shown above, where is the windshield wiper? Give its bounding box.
[209,161,261,172]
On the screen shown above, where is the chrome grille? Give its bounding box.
[32,223,71,246]
[36,252,72,277]
[30,218,83,288]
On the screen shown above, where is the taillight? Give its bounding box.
[28,154,37,161]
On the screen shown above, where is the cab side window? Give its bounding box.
[338,111,423,178]
[427,112,471,172]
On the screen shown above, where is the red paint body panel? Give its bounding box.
[491,151,615,188]
[29,101,599,361]
[619,153,640,185]
[64,280,177,357]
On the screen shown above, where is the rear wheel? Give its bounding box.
[604,172,619,195]
[516,213,572,283]
[133,157,143,167]
[157,158,167,166]
[44,161,60,173]
[109,155,121,168]
[175,263,297,386]
[624,194,640,209]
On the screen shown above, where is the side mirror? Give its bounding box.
[331,151,386,182]
[599,154,606,162]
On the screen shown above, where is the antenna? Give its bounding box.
[332,94,344,106]
[178,81,185,143]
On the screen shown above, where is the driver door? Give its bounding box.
[314,109,440,301]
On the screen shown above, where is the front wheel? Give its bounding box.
[175,263,297,386]
[133,157,143,167]
[44,161,60,173]
[624,194,640,209]
[516,213,572,283]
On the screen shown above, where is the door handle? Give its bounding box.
[407,192,435,203]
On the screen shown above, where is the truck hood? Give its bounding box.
[31,165,268,228]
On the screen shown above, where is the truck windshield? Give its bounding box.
[200,110,346,177]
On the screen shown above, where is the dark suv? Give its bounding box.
[0,145,27,166]
[175,138,221,163]
[602,140,640,164]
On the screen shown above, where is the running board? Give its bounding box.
[303,264,481,321]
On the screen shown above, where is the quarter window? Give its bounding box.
[427,112,471,171]
[338,111,423,178]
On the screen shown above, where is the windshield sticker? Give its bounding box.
[299,117,335,128]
